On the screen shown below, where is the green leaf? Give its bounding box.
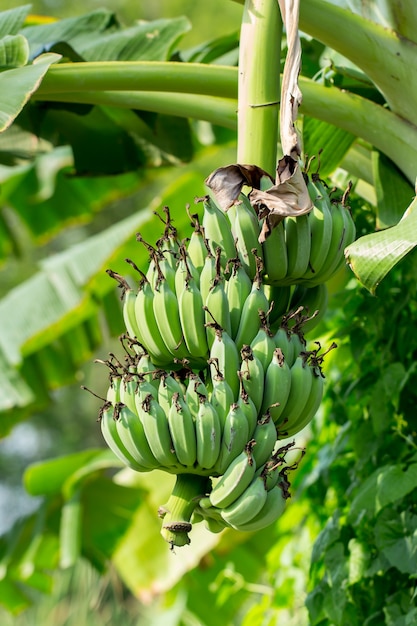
[348,463,417,524]
[302,116,355,177]
[345,195,417,293]
[371,150,415,229]
[24,449,106,496]
[0,5,30,38]
[374,509,417,575]
[0,34,29,69]
[22,9,116,59]
[59,491,82,569]
[76,17,191,62]
[0,52,60,132]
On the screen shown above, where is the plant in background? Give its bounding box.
[0,0,417,622]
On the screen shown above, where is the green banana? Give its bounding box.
[178,263,209,362]
[139,393,179,468]
[209,364,236,430]
[237,384,258,439]
[133,273,173,365]
[229,194,263,279]
[214,402,250,475]
[220,474,268,529]
[119,373,139,416]
[209,447,256,508]
[302,178,334,280]
[276,353,313,433]
[239,345,265,415]
[157,372,184,416]
[232,484,287,532]
[100,402,147,471]
[262,219,289,284]
[234,256,269,351]
[209,328,241,400]
[115,402,160,470]
[195,395,222,470]
[199,245,217,306]
[259,348,292,423]
[273,325,295,366]
[185,210,207,273]
[167,391,197,467]
[204,247,232,346]
[152,271,189,361]
[185,372,209,418]
[174,242,200,299]
[201,195,236,269]
[313,197,352,283]
[251,413,278,467]
[297,284,329,335]
[265,284,293,328]
[250,311,276,371]
[284,213,312,281]
[284,367,324,437]
[225,258,252,339]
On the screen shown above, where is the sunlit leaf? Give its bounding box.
[0,34,29,68]
[0,52,61,132]
[0,5,30,38]
[345,195,417,293]
[371,149,414,229]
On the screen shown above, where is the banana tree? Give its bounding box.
[1,0,417,623]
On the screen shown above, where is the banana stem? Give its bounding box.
[237,0,282,174]
[160,473,209,548]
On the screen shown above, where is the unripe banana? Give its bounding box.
[157,372,184,415]
[315,197,355,283]
[209,364,236,430]
[195,395,222,470]
[239,345,265,415]
[167,392,197,467]
[265,284,293,328]
[237,385,258,439]
[220,474,268,529]
[199,246,216,306]
[284,213,312,281]
[297,284,329,335]
[228,194,263,279]
[232,483,286,532]
[185,210,207,273]
[275,354,313,432]
[259,348,292,423]
[214,402,250,475]
[153,271,189,361]
[209,447,256,508]
[209,328,240,400]
[178,267,209,362]
[250,311,276,371]
[262,220,288,283]
[234,257,269,351]
[274,328,294,369]
[204,247,232,346]
[251,413,278,467]
[119,373,139,416]
[302,178,334,280]
[174,243,200,299]
[100,402,147,471]
[115,402,160,470]
[225,258,252,339]
[139,393,179,468]
[284,367,324,437]
[133,273,173,365]
[133,375,159,413]
[200,195,236,269]
[185,372,209,418]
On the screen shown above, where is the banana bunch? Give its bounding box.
[96,179,349,548]
[261,177,356,286]
[193,442,298,532]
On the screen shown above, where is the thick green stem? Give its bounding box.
[33,63,417,184]
[159,473,209,548]
[32,90,237,129]
[237,0,282,173]
[37,61,237,98]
